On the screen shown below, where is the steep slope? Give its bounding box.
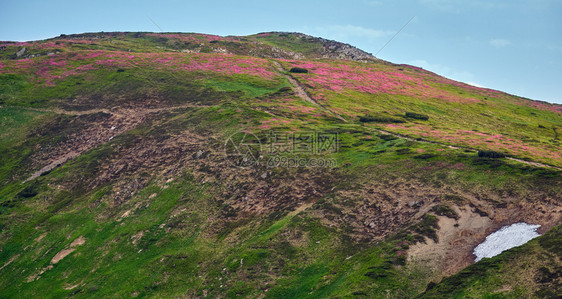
[0,32,560,298]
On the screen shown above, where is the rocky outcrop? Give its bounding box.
[15,47,26,58]
[285,32,379,62]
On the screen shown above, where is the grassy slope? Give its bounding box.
[0,32,560,298]
[278,58,562,167]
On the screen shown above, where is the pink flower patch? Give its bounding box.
[282,60,486,104]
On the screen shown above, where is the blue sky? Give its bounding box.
[1,0,561,104]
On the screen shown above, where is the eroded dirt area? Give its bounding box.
[408,198,562,279]
[21,103,208,184]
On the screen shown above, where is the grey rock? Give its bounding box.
[16,47,26,58]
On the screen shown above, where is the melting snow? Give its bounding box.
[473,222,541,262]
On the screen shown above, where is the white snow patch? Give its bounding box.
[474,222,541,262]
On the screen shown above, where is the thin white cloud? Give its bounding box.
[419,0,507,12]
[419,0,461,12]
[366,0,384,6]
[466,82,485,88]
[409,59,453,75]
[409,59,483,87]
[490,39,512,48]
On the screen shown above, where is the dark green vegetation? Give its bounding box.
[478,150,506,159]
[405,112,429,121]
[430,204,459,220]
[359,114,405,123]
[0,32,560,298]
[289,67,309,73]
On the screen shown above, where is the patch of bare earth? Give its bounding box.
[23,111,148,183]
[63,282,82,290]
[22,103,207,184]
[408,206,492,276]
[408,197,562,280]
[0,254,20,272]
[51,235,86,264]
[27,236,86,282]
[34,233,47,242]
[309,179,444,241]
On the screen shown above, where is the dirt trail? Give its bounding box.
[0,105,116,116]
[288,200,316,217]
[271,61,347,122]
[1,104,209,117]
[23,152,80,183]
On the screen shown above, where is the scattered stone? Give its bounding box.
[34,233,47,242]
[0,254,19,271]
[16,47,26,58]
[118,209,131,221]
[50,236,86,264]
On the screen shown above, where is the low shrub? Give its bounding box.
[359,115,405,123]
[379,134,398,141]
[405,112,429,120]
[472,157,504,168]
[538,226,561,256]
[395,148,411,155]
[535,169,559,179]
[425,282,437,291]
[477,150,505,158]
[364,270,388,279]
[430,204,459,220]
[412,214,439,243]
[414,153,437,159]
[18,183,40,198]
[289,67,308,73]
[443,194,466,203]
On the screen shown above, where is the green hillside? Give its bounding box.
[0,32,560,298]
